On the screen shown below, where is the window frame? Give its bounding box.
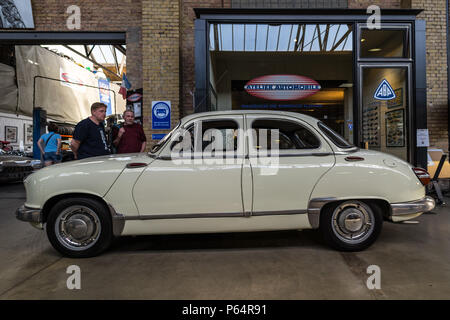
[247,116,327,157]
[357,23,412,62]
[167,116,245,159]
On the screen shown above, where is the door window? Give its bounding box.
[171,119,241,157]
[251,119,321,151]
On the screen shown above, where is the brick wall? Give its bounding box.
[231,0,347,7]
[348,0,402,8]
[29,0,142,90]
[142,0,180,146]
[412,0,448,151]
[180,1,232,118]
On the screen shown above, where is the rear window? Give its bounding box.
[318,122,354,149]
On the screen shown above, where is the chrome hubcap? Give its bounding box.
[332,201,374,244]
[55,205,101,251]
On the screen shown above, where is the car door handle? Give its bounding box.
[126,163,148,169]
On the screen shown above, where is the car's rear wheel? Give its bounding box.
[46,197,113,258]
[319,200,383,251]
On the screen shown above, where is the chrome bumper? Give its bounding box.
[391,196,436,216]
[16,205,42,223]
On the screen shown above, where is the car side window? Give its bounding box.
[202,120,239,152]
[170,119,240,155]
[251,119,320,150]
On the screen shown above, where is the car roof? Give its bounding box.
[180,110,320,125]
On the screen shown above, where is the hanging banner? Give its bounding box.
[14,45,125,123]
[244,74,321,101]
[98,79,112,115]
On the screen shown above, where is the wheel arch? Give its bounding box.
[42,193,109,223]
[308,197,392,229]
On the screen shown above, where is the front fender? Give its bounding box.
[23,154,150,208]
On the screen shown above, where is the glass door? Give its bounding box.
[358,64,412,162]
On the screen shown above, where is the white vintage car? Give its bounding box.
[16,110,435,258]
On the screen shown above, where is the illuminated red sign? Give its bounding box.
[127,93,143,102]
[244,74,321,101]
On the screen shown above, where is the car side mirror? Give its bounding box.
[170,135,183,150]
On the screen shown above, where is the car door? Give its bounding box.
[245,115,336,214]
[133,115,245,217]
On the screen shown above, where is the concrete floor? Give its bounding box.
[0,182,449,300]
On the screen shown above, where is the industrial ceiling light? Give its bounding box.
[368,48,382,52]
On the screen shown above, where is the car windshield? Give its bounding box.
[149,122,181,154]
[318,121,354,149]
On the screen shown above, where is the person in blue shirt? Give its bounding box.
[38,123,62,166]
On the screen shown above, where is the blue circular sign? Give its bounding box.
[153,102,170,119]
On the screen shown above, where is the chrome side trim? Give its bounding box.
[123,210,307,221]
[16,205,42,223]
[107,204,125,236]
[307,197,338,229]
[390,196,435,216]
[125,212,245,220]
[252,209,308,216]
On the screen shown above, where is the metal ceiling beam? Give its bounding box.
[110,45,120,74]
[0,32,126,44]
[113,44,126,55]
[294,24,302,51]
[300,25,306,52]
[331,24,341,50]
[316,24,323,51]
[63,45,121,79]
[213,24,219,51]
[331,25,352,51]
[275,25,281,51]
[254,24,258,51]
[98,46,108,65]
[309,26,316,51]
[87,45,96,59]
[323,24,330,51]
[232,24,234,51]
[287,24,294,51]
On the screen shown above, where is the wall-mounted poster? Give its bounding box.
[385,109,405,147]
[24,123,33,145]
[5,125,18,143]
[362,101,381,147]
[0,0,35,29]
[387,88,403,109]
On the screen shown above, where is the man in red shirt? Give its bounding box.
[113,110,147,153]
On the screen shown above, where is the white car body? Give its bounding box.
[16,111,435,257]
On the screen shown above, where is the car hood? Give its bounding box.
[24,153,154,208]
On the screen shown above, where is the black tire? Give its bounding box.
[319,200,383,251]
[46,197,113,258]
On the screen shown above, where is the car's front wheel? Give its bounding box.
[319,200,383,251]
[46,197,113,258]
